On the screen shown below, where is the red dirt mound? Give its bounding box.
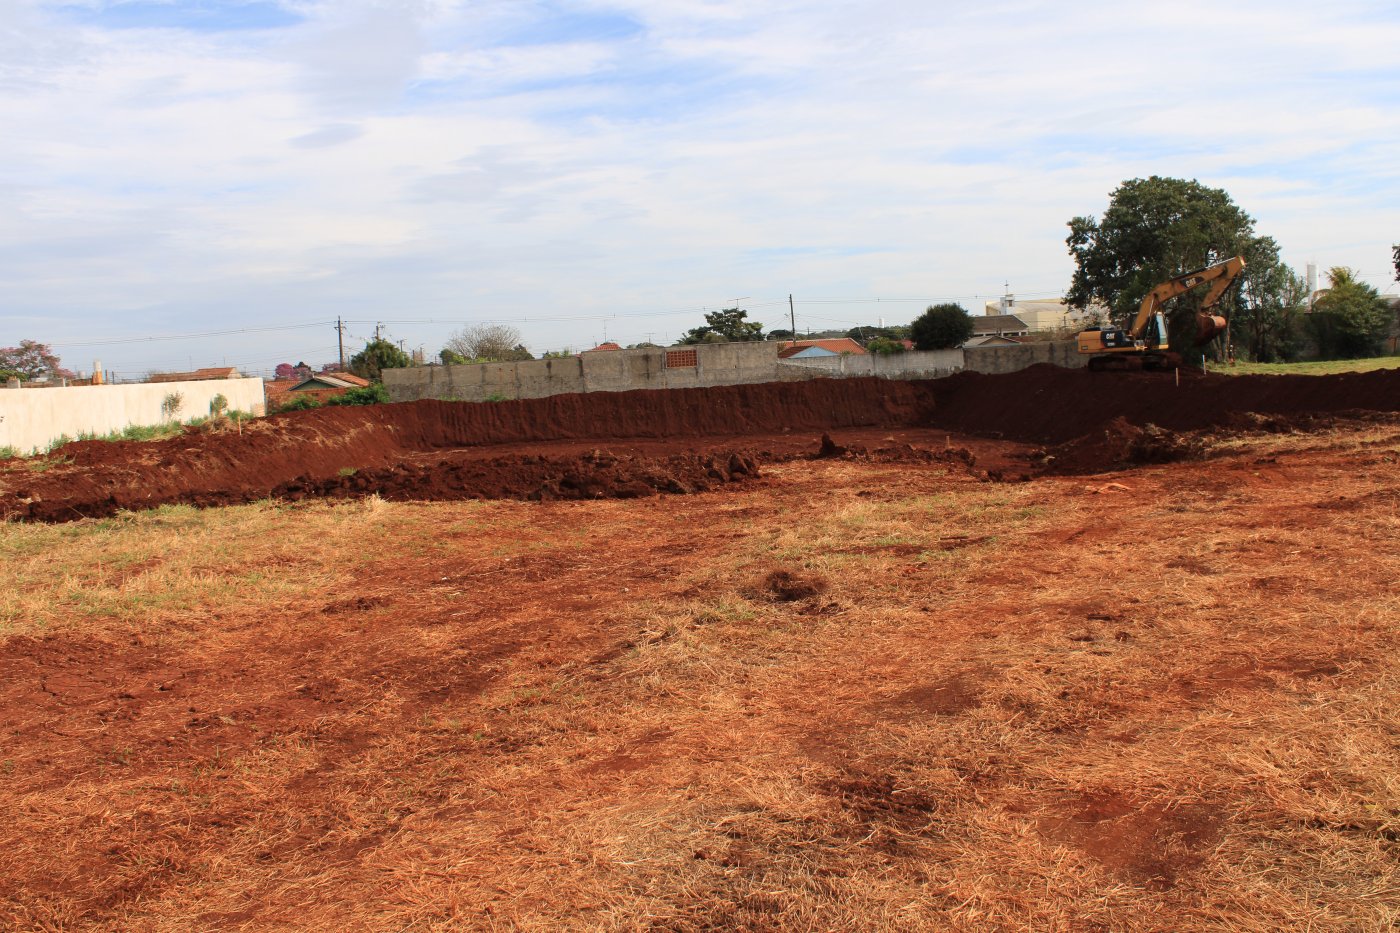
[1031,417,1211,475]
[1,378,931,521]
[920,364,1400,445]
[276,449,761,505]
[6,365,1400,521]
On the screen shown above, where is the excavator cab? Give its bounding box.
[1082,313,1166,352]
[1142,313,1168,349]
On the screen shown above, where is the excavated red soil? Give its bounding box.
[921,364,1400,444]
[277,449,763,504]
[5,366,1400,521]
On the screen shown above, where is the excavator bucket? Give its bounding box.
[1194,313,1227,346]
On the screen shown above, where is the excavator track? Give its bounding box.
[1087,352,1181,373]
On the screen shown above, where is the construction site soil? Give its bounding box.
[4,364,1400,521]
[5,363,1400,930]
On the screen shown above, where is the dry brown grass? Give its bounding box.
[1,429,1398,930]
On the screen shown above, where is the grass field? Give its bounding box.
[1217,355,1400,376]
[2,422,1399,930]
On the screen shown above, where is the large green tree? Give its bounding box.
[1235,239,1308,362]
[349,339,411,381]
[909,303,974,350]
[1308,267,1391,358]
[678,308,764,345]
[1066,177,1281,356]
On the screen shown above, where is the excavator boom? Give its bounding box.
[1131,255,1246,344]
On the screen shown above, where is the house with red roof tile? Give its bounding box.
[776,338,867,360]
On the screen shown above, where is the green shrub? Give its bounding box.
[326,384,390,406]
[278,395,323,412]
[866,337,907,356]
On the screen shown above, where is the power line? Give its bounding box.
[50,321,332,349]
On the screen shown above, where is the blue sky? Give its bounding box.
[2,0,1398,376]
[60,0,302,30]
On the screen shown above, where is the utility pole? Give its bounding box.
[336,318,346,370]
[374,322,383,341]
[789,294,796,346]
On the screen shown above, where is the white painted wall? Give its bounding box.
[0,378,266,455]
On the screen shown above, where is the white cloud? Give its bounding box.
[1,0,1397,372]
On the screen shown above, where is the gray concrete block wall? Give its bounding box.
[780,349,964,379]
[963,340,1086,374]
[385,341,793,402]
[383,339,1084,403]
[581,349,632,392]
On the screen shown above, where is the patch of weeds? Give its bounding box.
[25,454,72,472]
[692,598,758,626]
[870,534,915,547]
[338,467,358,477]
[37,420,199,452]
[145,503,203,526]
[118,423,184,442]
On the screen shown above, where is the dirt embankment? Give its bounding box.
[4,365,1400,521]
[1,379,938,521]
[920,364,1400,445]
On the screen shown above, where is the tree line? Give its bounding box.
[1067,176,1394,363]
[7,178,1397,387]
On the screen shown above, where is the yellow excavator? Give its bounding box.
[1077,255,1246,371]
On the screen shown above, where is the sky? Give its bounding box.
[2,0,1398,378]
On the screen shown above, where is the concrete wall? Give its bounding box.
[385,341,806,402]
[964,340,1087,373]
[779,348,964,379]
[0,377,267,455]
[384,340,1086,403]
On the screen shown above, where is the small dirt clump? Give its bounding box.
[760,570,829,602]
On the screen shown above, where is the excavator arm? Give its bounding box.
[1130,255,1247,344]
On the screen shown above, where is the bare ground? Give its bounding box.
[2,416,1399,931]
